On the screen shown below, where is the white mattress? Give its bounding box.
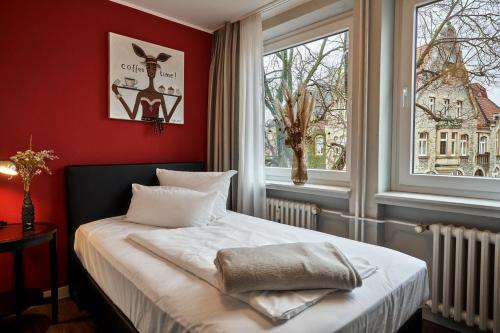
[74,212,429,333]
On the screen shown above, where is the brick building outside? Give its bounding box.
[413,24,500,178]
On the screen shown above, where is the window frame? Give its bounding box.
[497,129,500,155]
[315,135,325,156]
[497,128,500,155]
[479,136,488,155]
[456,100,463,118]
[460,134,468,156]
[443,98,450,117]
[429,96,435,113]
[438,131,448,156]
[493,167,500,178]
[418,132,428,156]
[392,0,500,200]
[264,14,353,186]
[451,132,458,156]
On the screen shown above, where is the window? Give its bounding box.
[460,134,468,156]
[450,132,457,156]
[497,129,500,155]
[395,0,500,199]
[315,136,324,156]
[493,167,500,178]
[479,136,487,154]
[443,99,450,117]
[264,32,349,171]
[439,132,447,155]
[418,132,428,156]
[456,101,462,117]
[429,97,435,113]
[263,16,352,185]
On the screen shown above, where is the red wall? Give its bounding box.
[0,0,211,291]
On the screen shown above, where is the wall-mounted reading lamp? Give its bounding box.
[0,161,17,176]
[0,161,17,226]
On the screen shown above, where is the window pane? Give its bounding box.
[439,132,447,155]
[418,132,427,156]
[315,136,324,156]
[493,167,500,178]
[498,129,500,155]
[412,0,500,178]
[460,134,468,156]
[451,132,457,156]
[443,99,449,117]
[264,31,349,171]
[479,136,487,154]
[456,101,462,117]
[429,97,435,112]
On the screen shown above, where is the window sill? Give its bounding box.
[266,181,351,199]
[375,191,500,218]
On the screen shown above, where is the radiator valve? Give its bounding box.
[414,224,430,234]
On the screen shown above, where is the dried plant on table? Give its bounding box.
[9,136,58,230]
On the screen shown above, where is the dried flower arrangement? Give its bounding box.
[10,138,58,191]
[274,84,316,185]
[9,136,58,229]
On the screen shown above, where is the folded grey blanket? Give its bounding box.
[214,242,362,294]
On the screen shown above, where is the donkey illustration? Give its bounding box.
[112,43,181,132]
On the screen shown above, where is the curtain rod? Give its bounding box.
[232,0,294,23]
[212,0,293,32]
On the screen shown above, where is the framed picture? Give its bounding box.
[109,32,184,125]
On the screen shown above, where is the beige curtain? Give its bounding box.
[207,22,240,207]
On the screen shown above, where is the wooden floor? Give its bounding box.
[0,298,457,333]
[0,298,95,333]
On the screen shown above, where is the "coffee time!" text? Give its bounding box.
[120,63,177,78]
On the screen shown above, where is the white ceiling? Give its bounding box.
[111,0,283,33]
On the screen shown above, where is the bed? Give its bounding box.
[66,163,429,333]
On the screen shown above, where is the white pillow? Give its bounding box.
[156,169,237,220]
[125,184,217,228]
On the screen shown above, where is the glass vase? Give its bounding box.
[291,148,308,185]
[22,191,35,230]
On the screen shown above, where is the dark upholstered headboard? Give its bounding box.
[66,162,204,233]
[65,162,204,290]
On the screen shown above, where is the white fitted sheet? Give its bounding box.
[74,212,429,333]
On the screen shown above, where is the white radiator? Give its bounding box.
[427,224,500,332]
[266,198,318,230]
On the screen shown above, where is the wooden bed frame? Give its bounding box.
[66,162,422,333]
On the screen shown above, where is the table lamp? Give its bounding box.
[0,161,17,176]
[0,161,17,226]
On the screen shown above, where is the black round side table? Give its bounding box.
[0,223,58,324]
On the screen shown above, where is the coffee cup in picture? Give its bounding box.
[125,77,137,87]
